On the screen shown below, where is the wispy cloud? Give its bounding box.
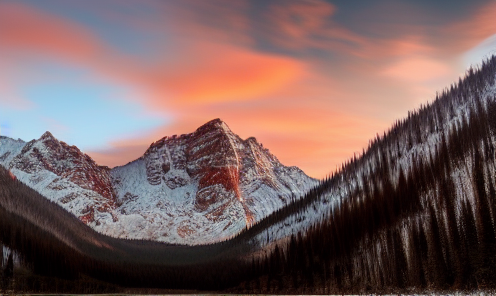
[442,1,496,52]
[2,0,496,178]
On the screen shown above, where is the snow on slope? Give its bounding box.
[0,136,25,164]
[0,132,116,225]
[0,119,317,245]
[251,70,496,249]
[109,119,318,244]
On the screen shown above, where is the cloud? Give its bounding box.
[442,1,496,52]
[269,0,336,39]
[146,44,306,106]
[166,0,253,46]
[87,0,496,179]
[0,2,106,62]
[380,56,452,83]
[263,0,366,52]
[0,2,307,107]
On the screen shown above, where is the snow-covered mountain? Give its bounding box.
[0,132,116,224]
[0,119,317,244]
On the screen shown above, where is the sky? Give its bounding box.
[1,0,495,179]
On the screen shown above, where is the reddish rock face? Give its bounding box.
[140,119,250,221]
[130,118,316,231]
[198,167,239,193]
[9,131,116,221]
[8,169,15,180]
[80,207,95,224]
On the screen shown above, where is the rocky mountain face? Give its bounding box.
[0,119,317,244]
[0,132,116,224]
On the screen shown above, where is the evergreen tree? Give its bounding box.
[472,149,496,287]
[427,205,448,288]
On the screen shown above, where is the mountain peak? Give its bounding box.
[205,118,225,125]
[110,116,318,243]
[195,118,232,135]
[40,131,55,141]
[245,137,258,144]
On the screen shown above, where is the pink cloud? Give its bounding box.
[380,57,453,83]
[130,41,306,108]
[0,2,313,173]
[442,1,496,52]
[264,0,366,52]
[0,3,106,62]
[87,0,496,178]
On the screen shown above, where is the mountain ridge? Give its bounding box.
[0,118,317,244]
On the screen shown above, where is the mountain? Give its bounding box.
[0,119,317,244]
[0,132,116,224]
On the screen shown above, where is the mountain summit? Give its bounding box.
[0,119,317,244]
[110,118,317,243]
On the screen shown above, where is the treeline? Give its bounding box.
[238,55,496,293]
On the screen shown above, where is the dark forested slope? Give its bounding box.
[237,55,496,294]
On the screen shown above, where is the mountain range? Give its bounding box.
[0,118,317,244]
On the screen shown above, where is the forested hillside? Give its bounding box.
[236,55,496,293]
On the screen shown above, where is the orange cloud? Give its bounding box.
[381,57,452,83]
[443,1,496,52]
[0,3,312,173]
[353,35,436,60]
[148,43,306,105]
[0,3,105,62]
